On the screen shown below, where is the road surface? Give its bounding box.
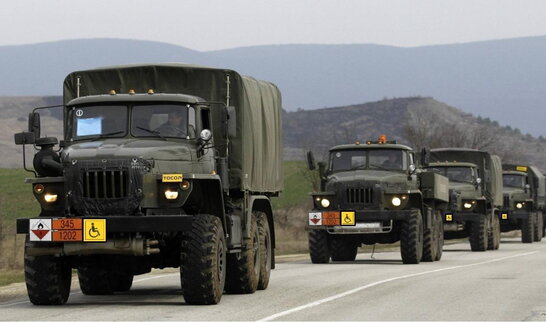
[1,238,546,321]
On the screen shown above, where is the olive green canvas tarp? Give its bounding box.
[430,148,503,207]
[63,63,283,193]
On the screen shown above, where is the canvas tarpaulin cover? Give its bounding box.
[63,63,283,193]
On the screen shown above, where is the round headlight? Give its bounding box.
[463,202,472,209]
[391,197,401,207]
[516,202,523,209]
[44,193,58,203]
[164,190,179,200]
[320,198,330,208]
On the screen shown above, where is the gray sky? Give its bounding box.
[2,0,546,50]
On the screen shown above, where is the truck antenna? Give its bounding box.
[76,76,81,98]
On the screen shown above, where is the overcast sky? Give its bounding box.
[2,0,546,50]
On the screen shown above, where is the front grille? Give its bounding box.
[83,170,128,198]
[346,188,373,204]
[503,195,510,208]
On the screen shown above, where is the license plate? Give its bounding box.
[52,230,83,242]
[356,222,381,228]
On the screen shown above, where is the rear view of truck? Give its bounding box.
[14,64,283,305]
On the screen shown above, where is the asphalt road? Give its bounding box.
[1,237,546,321]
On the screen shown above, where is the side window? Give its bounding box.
[201,109,211,130]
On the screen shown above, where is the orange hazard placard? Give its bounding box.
[322,211,340,226]
[52,218,82,230]
[52,230,83,242]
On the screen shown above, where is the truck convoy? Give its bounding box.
[426,148,502,251]
[307,137,449,264]
[500,164,544,243]
[14,64,283,305]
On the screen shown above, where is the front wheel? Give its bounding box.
[469,215,488,251]
[308,230,330,263]
[521,213,534,243]
[24,239,71,305]
[180,215,226,305]
[488,214,501,250]
[533,212,543,242]
[400,211,423,264]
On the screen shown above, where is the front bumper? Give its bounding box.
[499,210,530,222]
[307,209,420,233]
[17,215,194,235]
[443,211,484,223]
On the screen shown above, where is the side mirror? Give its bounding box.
[525,183,531,192]
[420,147,430,166]
[307,151,316,170]
[476,177,482,185]
[317,161,327,178]
[28,112,41,138]
[409,164,416,174]
[226,106,237,138]
[14,132,36,145]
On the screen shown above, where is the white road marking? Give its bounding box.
[0,272,179,307]
[257,251,539,321]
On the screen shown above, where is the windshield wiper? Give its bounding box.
[136,126,167,141]
[88,131,125,141]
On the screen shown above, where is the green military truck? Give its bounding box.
[306,137,449,264]
[14,64,283,305]
[500,164,544,243]
[425,148,502,251]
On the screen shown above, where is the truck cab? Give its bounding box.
[307,137,448,264]
[500,165,545,243]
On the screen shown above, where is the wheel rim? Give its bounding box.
[217,239,225,282]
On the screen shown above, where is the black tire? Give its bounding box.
[521,213,534,243]
[533,212,543,242]
[225,213,260,294]
[470,215,488,251]
[308,229,330,263]
[435,211,444,261]
[180,215,226,305]
[488,214,501,250]
[257,212,272,290]
[330,238,358,261]
[400,211,423,264]
[422,210,439,262]
[111,273,134,292]
[24,241,71,305]
[78,263,114,295]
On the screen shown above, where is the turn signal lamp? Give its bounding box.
[147,89,155,95]
[109,90,117,95]
[378,135,387,144]
[129,89,136,95]
[44,193,58,203]
[180,180,191,190]
[34,184,45,194]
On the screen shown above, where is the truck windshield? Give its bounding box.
[69,105,128,140]
[330,149,407,172]
[503,174,526,188]
[429,166,473,183]
[132,104,196,139]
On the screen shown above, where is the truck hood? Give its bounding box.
[449,181,480,199]
[62,139,194,161]
[502,187,527,200]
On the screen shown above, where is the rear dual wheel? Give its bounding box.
[422,210,443,262]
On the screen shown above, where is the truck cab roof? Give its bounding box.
[427,161,478,168]
[67,93,206,106]
[330,143,413,152]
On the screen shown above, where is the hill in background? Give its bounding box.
[1,96,544,171]
[1,37,546,136]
